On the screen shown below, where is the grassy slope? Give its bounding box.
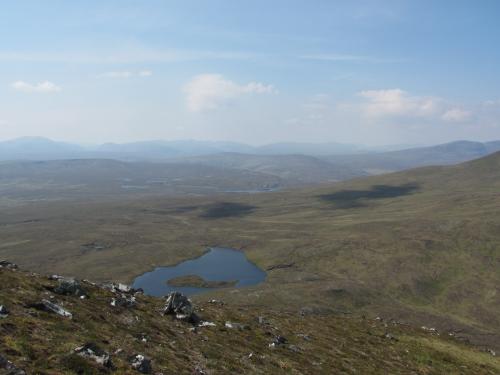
[0,153,499,351]
[1,267,499,374]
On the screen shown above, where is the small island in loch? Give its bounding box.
[166,274,238,289]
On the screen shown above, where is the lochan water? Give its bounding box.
[132,247,266,296]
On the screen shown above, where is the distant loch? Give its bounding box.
[132,247,266,296]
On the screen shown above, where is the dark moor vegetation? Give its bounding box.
[1,267,499,374]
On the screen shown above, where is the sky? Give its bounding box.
[1,0,500,146]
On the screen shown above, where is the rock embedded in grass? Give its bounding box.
[0,305,9,318]
[27,299,72,318]
[111,294,137,308]
[0,260,18,270]
[163,292,200,324]
[130,354,152,374]
[0,354,26,374]
[74,343,113,368]
[53,278,87,297]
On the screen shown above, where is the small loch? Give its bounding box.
[132,247,266,296]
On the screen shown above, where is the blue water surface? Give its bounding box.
[132,247,266,296]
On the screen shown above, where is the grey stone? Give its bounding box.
[28,299,72,318]
[0,305,9,319]
[75,343,113,368]
[111,294,137,308]
[163,292,200,324]
[0,354,26,374]
[130,354,152,373]
[0,261,18,270]
[54,278,87,297]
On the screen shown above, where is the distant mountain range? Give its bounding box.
[0,136,403,161]
[1,137,500,181]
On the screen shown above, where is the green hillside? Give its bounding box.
[0,266,498,374]
[1,152,500,354]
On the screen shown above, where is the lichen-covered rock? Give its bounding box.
[54,278,87,297]
[28,299,72,318]
[163,292,200,324]
[111,294,136,308]
[74,343,113,368]
[0,305,9,318]
[0,261,18,270]
[130,354,152,373]
[0,354,26,374]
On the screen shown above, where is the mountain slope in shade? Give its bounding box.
[321,140,497,173]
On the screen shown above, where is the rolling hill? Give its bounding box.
[175,152,365,184]
[322,140,500,174]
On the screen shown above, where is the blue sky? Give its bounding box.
[1,0,500,145]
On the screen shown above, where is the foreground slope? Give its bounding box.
[0,266,498,374]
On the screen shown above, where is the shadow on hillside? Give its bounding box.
[201,202,257,219]
[318,183,419,208]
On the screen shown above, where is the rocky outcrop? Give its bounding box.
[54,278,87,297]
[163,292,200,324]
[130,354,152,373]
[0,354,26,374]
[74,343,113,368]
[0,261,18,270]
[102,282,141,294]
[27,299,72,318]
[111,294,137,308]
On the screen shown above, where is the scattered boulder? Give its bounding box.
[0,354,26,374]
[130,354,152,374]
[198,321,216,328]
[54,278,87,297]
[48,274,64,281]
[225,321,248,331]
[384,333,398,341]
[28,299,72,318]
[194,365,207,374]
[0,261,18,270]
[163,292,200,324]
[269,335,288,348]
[486,348,496,356]
[0,305,9,319]
[74,343,113,368]
[111,294,137,308]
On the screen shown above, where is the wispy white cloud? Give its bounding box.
[358,88,475,124]
[11,80,61,93]
[359,89,441,118]
[138,70,153,77]
[441,108,472,122]
[183,74,275,112]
